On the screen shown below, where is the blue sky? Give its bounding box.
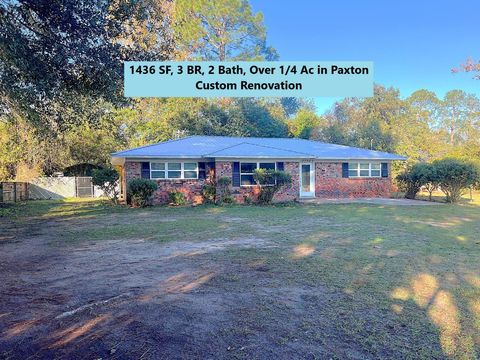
[250,0,480,114]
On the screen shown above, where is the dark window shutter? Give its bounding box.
[141,162,150,179]
[232,162,240,187]
[342,163,349,178]
[276,162,284,171]
[198,162,206,179]
[381,163,388,178]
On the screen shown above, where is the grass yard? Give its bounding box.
[0,197,479,359]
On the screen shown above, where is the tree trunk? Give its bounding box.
[219,41,226,61]
[450,108,456,145]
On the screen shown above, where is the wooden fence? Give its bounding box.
[0,182,28,203]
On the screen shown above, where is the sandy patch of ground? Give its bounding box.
[1,201,478,359]
[0,218,302,359]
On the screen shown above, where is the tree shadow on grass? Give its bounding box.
[0,201,479,358]
[279,203,479,358]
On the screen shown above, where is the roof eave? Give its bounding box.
[111,154,211,159]
[112,155,407,161]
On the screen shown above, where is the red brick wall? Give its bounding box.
[125,162,141,180]
[215,161,232,179]
[125,161,210,205]
[277,162,300,201]
[215,161,299,203]
[125,160,392,204]
[315,162,392,198]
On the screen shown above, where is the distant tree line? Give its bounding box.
[1,0,479,189]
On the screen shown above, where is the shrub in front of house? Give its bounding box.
[220,194,235,204]
[92,168,120,204]
[253,169,292,205]
[243,195,253,205]
[202,183,216,204]
[433,158,478,203]
[127,178,158,207]
[168,190,187,206]
[216,176,233,204]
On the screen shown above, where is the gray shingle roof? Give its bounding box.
[111,136,406,161]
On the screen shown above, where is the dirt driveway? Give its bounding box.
[1,201,479,359]
[1,209,328,359]
[1,226,270,358]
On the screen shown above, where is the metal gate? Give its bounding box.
[75,177,93,198]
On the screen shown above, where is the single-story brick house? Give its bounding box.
[111,136,406,204]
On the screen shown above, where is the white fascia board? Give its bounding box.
[124,156,207,161]
[213,157,315,162]
[117,156,405,162]
[311,158,401,162]
[213,157,402,162]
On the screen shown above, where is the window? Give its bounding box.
[151,162,165,179]
[167,162,181,179]
[240,162,276,186]
[184,163,198,179]
[348,163,381,178]
[359,163,369,177]
[150,162,198,180]
[370,163,381,177]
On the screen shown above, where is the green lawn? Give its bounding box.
[1,197,479,359]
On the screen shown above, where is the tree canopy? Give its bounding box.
[1,0,479,184]
[313,85,480,173]
[0,0,174,132]
[173,0,276,61]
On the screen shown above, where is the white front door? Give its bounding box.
[300,163,315,198]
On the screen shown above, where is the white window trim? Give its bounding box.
[150,161,198,180]
[240,161,276,187]
[348,162,382,178]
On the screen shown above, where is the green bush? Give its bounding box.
[396,163,432,200]
[217,176,231,188]
[221,195,235,204]
[168,190,186,206]
[421,164,440,201]
[243,195,253,205]
[127,178,158,207]
[216,176,232,204]
[433,158,479,203]
[92,168,119,204]
[253,169,292,205]
[474,162,480,190]
[397,159,479,203]
[202,183,216,204]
